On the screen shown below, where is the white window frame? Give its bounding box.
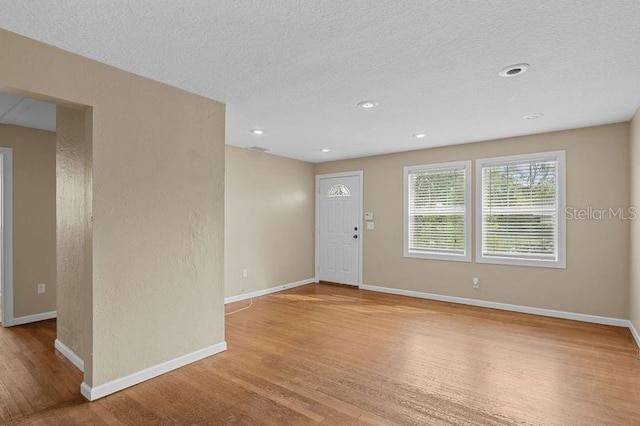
[0,147,13,327]
[403,160,472,262]
[475,150,566,269]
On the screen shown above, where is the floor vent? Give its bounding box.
[249,146,269,152]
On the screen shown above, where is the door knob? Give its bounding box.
[353,234,358,239]
[354,226,358,231]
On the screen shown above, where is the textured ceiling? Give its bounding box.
[0,1,638,162]
[0,92,56,132]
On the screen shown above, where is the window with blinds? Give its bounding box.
[477,151,566,268]
[404,161,471,261]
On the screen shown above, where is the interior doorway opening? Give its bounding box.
[0,91,55,327]
[0,87,93,402]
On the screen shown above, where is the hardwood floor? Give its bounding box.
[1,283,639,424]
[0,318,83,423]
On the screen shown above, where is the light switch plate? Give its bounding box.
[37,283,46,294]
[364,212,374,220]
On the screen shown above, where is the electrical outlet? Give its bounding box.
[366,221,375,230]
[241,269,248,279]
[37,283,46,294]
[472,277,480,289]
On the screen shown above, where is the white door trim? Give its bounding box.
[315,170,363,287]
[0,147,14,327]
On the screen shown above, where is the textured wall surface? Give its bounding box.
[0,29,225,387]
[225,146,315,298]
[56,107,92,376]
[630,108,640,331]
[316,123,630,318]
[0,124,55,318]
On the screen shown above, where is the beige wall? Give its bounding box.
[0,124,56,318]
[630,108,640,331]
[316,123,630,318]
[0,29,225,388]
[56,107,92,373]
[225,146,315,298]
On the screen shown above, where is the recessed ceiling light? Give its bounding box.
[320,148,331,153]
[522,113,544,120]
[357,100,379,109]
[499,63,530,77]
[413,133,426,139]
[250,129,264,135]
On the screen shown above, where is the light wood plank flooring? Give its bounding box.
[1,283,639,424]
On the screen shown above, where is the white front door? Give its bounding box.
[317,174,360,286]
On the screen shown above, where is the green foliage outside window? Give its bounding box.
[409,169,465,254]
[482,161,557,258]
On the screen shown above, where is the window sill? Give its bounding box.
[476,255,566,269]
[404,251,471,263]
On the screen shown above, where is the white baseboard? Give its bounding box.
[81,341,227,401]
[55,339,84,372]
[629,321,640,349]
[224,278,317,304]
[360,284,629,327]
[12,310,57,326]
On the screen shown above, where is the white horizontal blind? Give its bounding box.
[481,159,558,261]
[408,165,467,256]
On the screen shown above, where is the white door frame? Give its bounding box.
[0,147,13,327]
[315,170,363,287]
